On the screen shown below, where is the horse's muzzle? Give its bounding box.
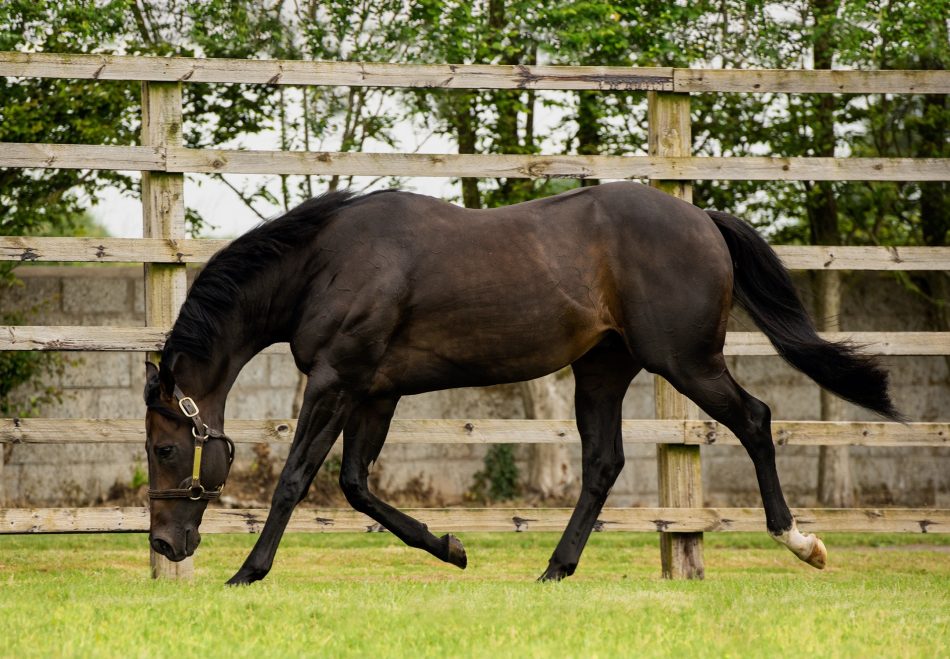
[149,527,200,562]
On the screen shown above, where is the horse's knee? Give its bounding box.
[339,470,371,511]
[606,454,624,483]
[271,476,308,509]
[583,454,624,497]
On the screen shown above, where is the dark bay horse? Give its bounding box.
[144,182,900,584]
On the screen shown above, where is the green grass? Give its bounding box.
[1,532,948,658]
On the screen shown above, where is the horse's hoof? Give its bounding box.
[537,566,567,583]
[805,535,827,570]
[441,534,467,569]
[225,567,267,586]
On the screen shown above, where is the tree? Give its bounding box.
[683,0,947,504]
[0,1,140,419]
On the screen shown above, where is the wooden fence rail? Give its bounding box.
[2,52,948,93]
[2,55,949,580]
[2,418,947,447]
[3,143,948,181]
[2,326,947,356]
[2,507,947,535]
[3,237,950,269]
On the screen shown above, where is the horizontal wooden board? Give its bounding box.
[2,143,948,182]
[724,331,950,355]
[0,143,164,170]
[772,245,950,271]
[0,237,227,263]
[1,418,946,447]
[685,420,950,447]
[2,53,948,94]
[1,326,946,356]
[673,68,950,94]
[0,52,674,91]
[1,239,948,272]
[1,506,946,534]
[168,148,950,182]
[0,326,167,351]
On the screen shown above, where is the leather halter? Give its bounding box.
[147,385,235,502]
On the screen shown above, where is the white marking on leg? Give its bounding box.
[770,522,816,561]
[771,521,827,569]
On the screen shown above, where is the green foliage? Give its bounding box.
[0,1,140,237]
[681,0,948,249]
[0,1,290,237]
[4,1,942,244]
[470,444,520,502]
[130,463,148,490]
[0,348,63,417]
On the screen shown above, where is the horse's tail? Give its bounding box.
[706,210,904,421]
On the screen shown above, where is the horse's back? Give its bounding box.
[297,183,734,392]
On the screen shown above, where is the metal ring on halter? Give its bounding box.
[191,424,209,440]
[188,483,206,500]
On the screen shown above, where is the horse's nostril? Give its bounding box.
[150,536,174,558]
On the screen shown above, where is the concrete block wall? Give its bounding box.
[2,265,948,508]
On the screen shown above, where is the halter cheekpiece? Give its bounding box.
[147,385,235,501]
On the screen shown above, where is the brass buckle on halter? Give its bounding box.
[179,396,200,418]
[189,424,210,500]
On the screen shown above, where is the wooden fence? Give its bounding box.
[1,54,948,580]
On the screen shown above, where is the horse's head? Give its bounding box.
[144,361,234,561]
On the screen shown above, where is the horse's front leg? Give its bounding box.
[339,396,468,569]
[226,372,353,585]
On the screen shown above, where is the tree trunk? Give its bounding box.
[455,93,481,209]
[519,373,577,501]
[912,59,949,375]
[576,91,601,187]
[815,269,854,507]
[808,0,852,506]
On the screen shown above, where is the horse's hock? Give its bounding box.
[3,266,948,508]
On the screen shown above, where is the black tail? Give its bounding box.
[706,210,904,421]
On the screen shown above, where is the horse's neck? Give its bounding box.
[171,255,310,421]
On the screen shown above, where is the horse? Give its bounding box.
[144,181,900,585]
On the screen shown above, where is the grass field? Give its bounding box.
[1,531,948,658]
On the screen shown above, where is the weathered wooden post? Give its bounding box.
[648,91,704,579]
[141,81,193,580]
[816,270,853,506]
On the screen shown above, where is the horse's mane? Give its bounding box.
[163,188,392,362]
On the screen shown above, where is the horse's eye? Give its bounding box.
[155,445,175,460]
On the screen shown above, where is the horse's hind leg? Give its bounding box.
[340,395,468,569]
[539,340,639,582]
[659,355,827,569]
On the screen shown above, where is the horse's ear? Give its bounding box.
[158,356,177,398]
[144,361,160,403]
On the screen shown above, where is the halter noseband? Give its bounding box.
[147,385,235,502]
